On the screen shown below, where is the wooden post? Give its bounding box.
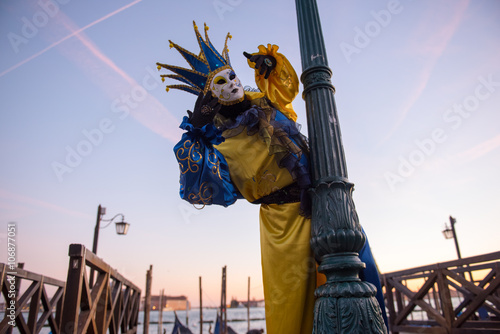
[59,244,141,334]
[220,266,227,334]
[144,265,153,334]
[61,245,87,334]
[247,276,250,333]
[199,276,203,334]
[186,299,189,326]
[158,289,164,334]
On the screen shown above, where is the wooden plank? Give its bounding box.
[15,281,40,315]
[37,284,60,334]
[444,268,487,295]
[55,285,65,333]
[61,251,86,334]
[27,276,43,333]
[108,269,141,296]
[454,274,500,328]
[77,310,97,334]
[110,284,122,334]
[129,290,139,329]
[382,277,398,334]
[105,278,121,333]
[459,321,500,329]
[38,275,65,287]
[451,267,500,317]
[84,251,111,275]
[79,267,104,333]
[451,329,500,334]
[130,290,141,329]
[395,287,404,319]
[444,268,498,317]
[94,271,110,334]
[392,325,447,333]
[384,251,500,277]
[14,313,30,334]
[473,268,500,307]
[391,274,446,327]
[437,269,455,329]
[120,286,131,331]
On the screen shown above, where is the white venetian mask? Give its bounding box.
[210,68,244,104]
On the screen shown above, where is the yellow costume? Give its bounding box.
[173,45,320,333]
[159,22,321,333]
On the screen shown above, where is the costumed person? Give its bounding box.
[157,21,387,334]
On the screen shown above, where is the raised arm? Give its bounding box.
[244,44,300,121]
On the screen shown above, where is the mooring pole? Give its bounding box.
[247,276,250,333]
[143,265,152,334]
[295,0,387,332]
[158,289,164,334]
[199,276,203,334]
[220,266,227,334]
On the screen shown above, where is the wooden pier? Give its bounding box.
[0,244,141,334]
[0,263,65,333]
[382,251,500,333]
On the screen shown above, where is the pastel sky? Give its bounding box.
[1,0,499,307]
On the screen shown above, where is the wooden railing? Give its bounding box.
[60,244,141,334]
[1,244,141,334]
[0,263,65,334]
[382,251,500,333]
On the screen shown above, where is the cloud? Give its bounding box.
[2,0,182,143]
[456,134,500,163]
[0,0,142,78]
[56,17,183,142]
[54,7,182,142]
[0,188,91,219]
[378,0,470,146]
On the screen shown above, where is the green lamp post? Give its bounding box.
[295,0,387,332]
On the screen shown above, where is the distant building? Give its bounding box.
[229,298,265,308]
[142,295,190,311]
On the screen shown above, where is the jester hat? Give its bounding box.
[156,21,233,96]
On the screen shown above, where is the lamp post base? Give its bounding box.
[314,294,387,334]
[310,185,388,334]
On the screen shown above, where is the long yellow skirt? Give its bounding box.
[259,202,319,334]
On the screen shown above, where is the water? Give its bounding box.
[137,307,266,334]
[21,307,266,334]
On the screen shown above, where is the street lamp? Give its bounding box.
[442,215,461,259]
[92,204,130,255]
[90,204,130,287]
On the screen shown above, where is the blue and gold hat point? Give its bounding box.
[156,21,232,96]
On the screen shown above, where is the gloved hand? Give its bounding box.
[244,52,277,79]
[187,91,221,128]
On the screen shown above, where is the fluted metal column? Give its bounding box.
[295,0,387,332]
